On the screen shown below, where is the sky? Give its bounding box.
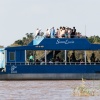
[0,0,100,47]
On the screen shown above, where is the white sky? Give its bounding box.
[0,0,100,47]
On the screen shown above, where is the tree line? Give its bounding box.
[12,33,100,46]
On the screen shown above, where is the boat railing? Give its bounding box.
[33,33,87,39]
[6,62,100,66]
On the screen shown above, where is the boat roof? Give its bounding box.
[5,37,100,50]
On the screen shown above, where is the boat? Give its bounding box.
[0,36,100,80]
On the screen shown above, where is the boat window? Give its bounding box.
[9,52,15,61]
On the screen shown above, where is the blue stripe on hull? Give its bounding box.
[6,65,100,74]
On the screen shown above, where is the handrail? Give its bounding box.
[34,35,87,39]
[6,62,100,65]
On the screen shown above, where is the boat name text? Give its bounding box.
[56,39,74,44]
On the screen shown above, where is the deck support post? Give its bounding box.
[45,50,47,65]
[65,50,67,65]
[84,51,87,65]
[15,50,16,65]
[34,51,36,64]
[25,50,26,65]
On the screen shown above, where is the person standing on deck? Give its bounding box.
[34,28,39,38]
[90,53,96,63]
[29,54,34,64]
[71,27,76,38]
[50,27,55,38]
[45,28,50,38]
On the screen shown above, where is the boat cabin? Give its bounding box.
[4,36,100,74]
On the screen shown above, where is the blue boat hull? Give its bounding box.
[0,64,99,80]
[6,65,100,74]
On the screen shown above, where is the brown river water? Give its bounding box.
[0,80,100,100]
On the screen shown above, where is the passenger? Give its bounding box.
[45,29,50,38]
[52,58,55,64]
[55,28,60,38]
[67,28,72,38]
[65,27,68,38]
[40,58,45,65]
[50,27,55,38]
[78,32,82,38]
[61,27,66,38]
[55,58,59,65]
[90,53,96,63]
[95,58,100,64]
[70,52,76,62]
[73,27,76,37]
[80,59,84,65]
[39,28,42,36]
[35,59,40,65]
[71,27,76,38]
[70,29,73,38]
[60,59,64,65]
[35,28,40,38]
[56,56,60,62]
[29,54,34,65]
[59,26,63,38]
[76,32,80,38]
[49,59,53,65]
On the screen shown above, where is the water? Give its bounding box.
[0,80,100,100]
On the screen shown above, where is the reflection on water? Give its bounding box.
[0,80,100,100]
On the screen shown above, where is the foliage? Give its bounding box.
[11,33,34,46]
[0,45,4,48]
[88,35,100,43]
[73,78,97,96]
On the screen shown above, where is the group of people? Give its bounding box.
[34,26,82,39]
[28,52,100,65]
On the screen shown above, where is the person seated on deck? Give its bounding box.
[56,56,61,62]
[90,53,96,63]
[49,59,53,65]
[35,59,40,65]
[40,58,45,65]
[95,58,100,64]
[80,59,84,65]
[55,58,59,65]
[60,59,64,65]
[29,53,34,65]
